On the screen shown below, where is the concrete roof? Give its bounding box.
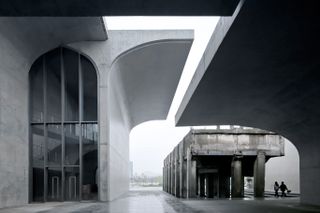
[176,0,320,145]
[0,0,239,16]
[0,17,107,64]
[110,37,193,129]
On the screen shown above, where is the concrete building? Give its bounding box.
[163,127,284,198]
[0,18,193,208]
[0,0,320,209]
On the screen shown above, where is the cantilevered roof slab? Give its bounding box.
[175,0,320,205]
[0,0,239,16]
[0,17,107,63]
[176,0,320,137]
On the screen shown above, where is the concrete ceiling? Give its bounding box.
[111,39,193,129]
[176,0,320,145]
[0,17,107,64]
[0,0,239,16]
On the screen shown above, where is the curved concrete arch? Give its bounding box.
[109,39,193,129]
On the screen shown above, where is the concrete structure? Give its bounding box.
[0,0,320,208]
[0,17,193,208]
[175,0,320,206]
[163,127,284,198]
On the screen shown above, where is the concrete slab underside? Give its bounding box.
[0,189,318,213]
[176,0,320,206]
[0,0,239,16]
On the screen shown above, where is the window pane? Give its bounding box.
[65,167,80,201]
[82,124,98,200]
[65,124,80,165]
[47,125,62,166]
[46,48,61,122]
[47,167,62,201]
[30,58,44,122]
[32,125,44,201]
[32,125,45,167]
[33,168,44,202]
[82,56,97,121]
[64,49,79,121]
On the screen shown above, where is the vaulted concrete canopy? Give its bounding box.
[176,0,320,205]
[0,0,239,16]
[111,40,192,129]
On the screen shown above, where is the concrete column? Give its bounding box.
[163,166,165,191]
[172,151,176,196]
[254,152,266,197]
[231,155,244,198]
[187,148,197,198]
[180,143,187,198]
[175,147,180,197]
[199,174,205,197]
[169,153,172,194]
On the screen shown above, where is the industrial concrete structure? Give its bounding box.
[0,0,320,209]
[163,128,284,198]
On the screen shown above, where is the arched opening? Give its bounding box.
[29,47,98,202]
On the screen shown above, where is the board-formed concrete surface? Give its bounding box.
[0,188,318,213]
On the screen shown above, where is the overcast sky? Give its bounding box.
[105,17,219,176]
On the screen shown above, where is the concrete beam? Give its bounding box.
[0,0,240,16]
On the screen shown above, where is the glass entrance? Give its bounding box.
[30,47,98,202]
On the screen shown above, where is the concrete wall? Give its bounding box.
[265,139,300,193]
[0,26,29,208]
[69,30,193,201]
[0,17,106,208]
[0,19,192,208]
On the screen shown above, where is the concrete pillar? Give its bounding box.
[187,148,197,198]
[199,174,205,197]
[170,152,174,195]
[180,143,187,198]
[254,152,266,197]
[175,147,180,197]
[172,151,176,195]
[163,166,165,191]
[231,155,244,198]
[169,153,172,194]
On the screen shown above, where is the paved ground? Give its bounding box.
[0,188,319,213]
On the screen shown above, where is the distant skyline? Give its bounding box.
[106,17,219,175]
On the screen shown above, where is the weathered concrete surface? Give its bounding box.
[164,128,284,199]
[175,0,320,205]
[0,0,239,16]
[0,17,106,208]
[190,129,284,157]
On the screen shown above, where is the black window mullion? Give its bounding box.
[61,47,65,201]
[43,55,48,202]
[79,53,83,201]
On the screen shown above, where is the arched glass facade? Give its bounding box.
[30,47,98,202]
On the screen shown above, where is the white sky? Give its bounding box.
[105,17,219,176]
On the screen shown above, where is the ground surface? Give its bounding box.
[0,187,319,213]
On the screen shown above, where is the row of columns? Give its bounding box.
[164,150,266,198]
[230,152,266,198]
[163,144,197,198]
